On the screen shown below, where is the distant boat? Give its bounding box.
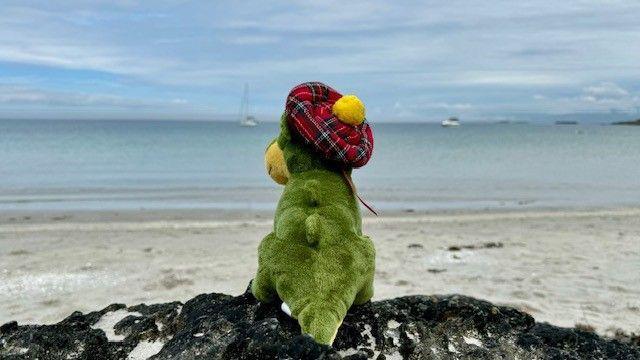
[238,83,258,127]
[441,117,460,127]
[555,121,578,125]
[240,115,258,127]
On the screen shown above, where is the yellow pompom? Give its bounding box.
[264,141,289,185]
[332,95,365,126]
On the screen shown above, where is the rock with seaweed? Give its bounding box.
[1,286,638,360]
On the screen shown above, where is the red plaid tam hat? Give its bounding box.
[285,82,374,168]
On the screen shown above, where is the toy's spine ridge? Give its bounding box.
[303,179,321,207]
[305,214,321,246]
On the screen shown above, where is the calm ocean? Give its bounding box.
[0,119,638,212]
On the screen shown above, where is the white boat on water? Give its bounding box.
[441,117,460,127]
[240,115,258,127]
[239,83,258,127]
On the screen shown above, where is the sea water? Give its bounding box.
[0,119,638,212]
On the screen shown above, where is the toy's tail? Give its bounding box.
[297,301,345,345]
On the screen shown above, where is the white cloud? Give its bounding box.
[170,98,188,104]
[223,35,280,45]
[451,72,568,86]
[583,82,629,99]
[0,85,189,108]
[531,82,639,113]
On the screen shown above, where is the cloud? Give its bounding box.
[223,35,280,45]
[450,72,568,86]
[0,7,179,79]
[0,84,189,109]
[583,82,629,100]
[170,98,188,105]
[392,100,474,121]
[577,82,637,110]
[530,82,639,113]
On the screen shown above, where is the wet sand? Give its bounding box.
[1,207,639,337]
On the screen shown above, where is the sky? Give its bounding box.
[0,1,639,122]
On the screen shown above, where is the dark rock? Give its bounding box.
[610,329,640,348]
[1,287,637,359]
[448,242,504,252]
[427,269,447,274]
[483,242,503,249]
[0,321,18,334]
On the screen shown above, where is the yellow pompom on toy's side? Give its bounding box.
[265,141,289,185]
[332,95,365,126]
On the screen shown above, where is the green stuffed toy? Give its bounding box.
[251,82,376,345]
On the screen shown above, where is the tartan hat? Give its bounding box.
[284,82,374,168]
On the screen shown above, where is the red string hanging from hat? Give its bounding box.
[341,169,378,216]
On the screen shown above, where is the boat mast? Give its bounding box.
[239,83,249,123]
[244,83,250,121]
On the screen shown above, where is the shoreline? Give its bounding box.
[1,206,639,338]
[3,203,640,225]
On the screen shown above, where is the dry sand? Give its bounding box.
[1,208,638,337]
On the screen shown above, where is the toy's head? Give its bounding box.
[265,82,374,184]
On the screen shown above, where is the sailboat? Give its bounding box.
[239,83,258,127]
[441,116,460,127]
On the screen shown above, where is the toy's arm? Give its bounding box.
[251,233,278,302]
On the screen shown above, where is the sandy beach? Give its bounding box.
[1,207,638,338]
